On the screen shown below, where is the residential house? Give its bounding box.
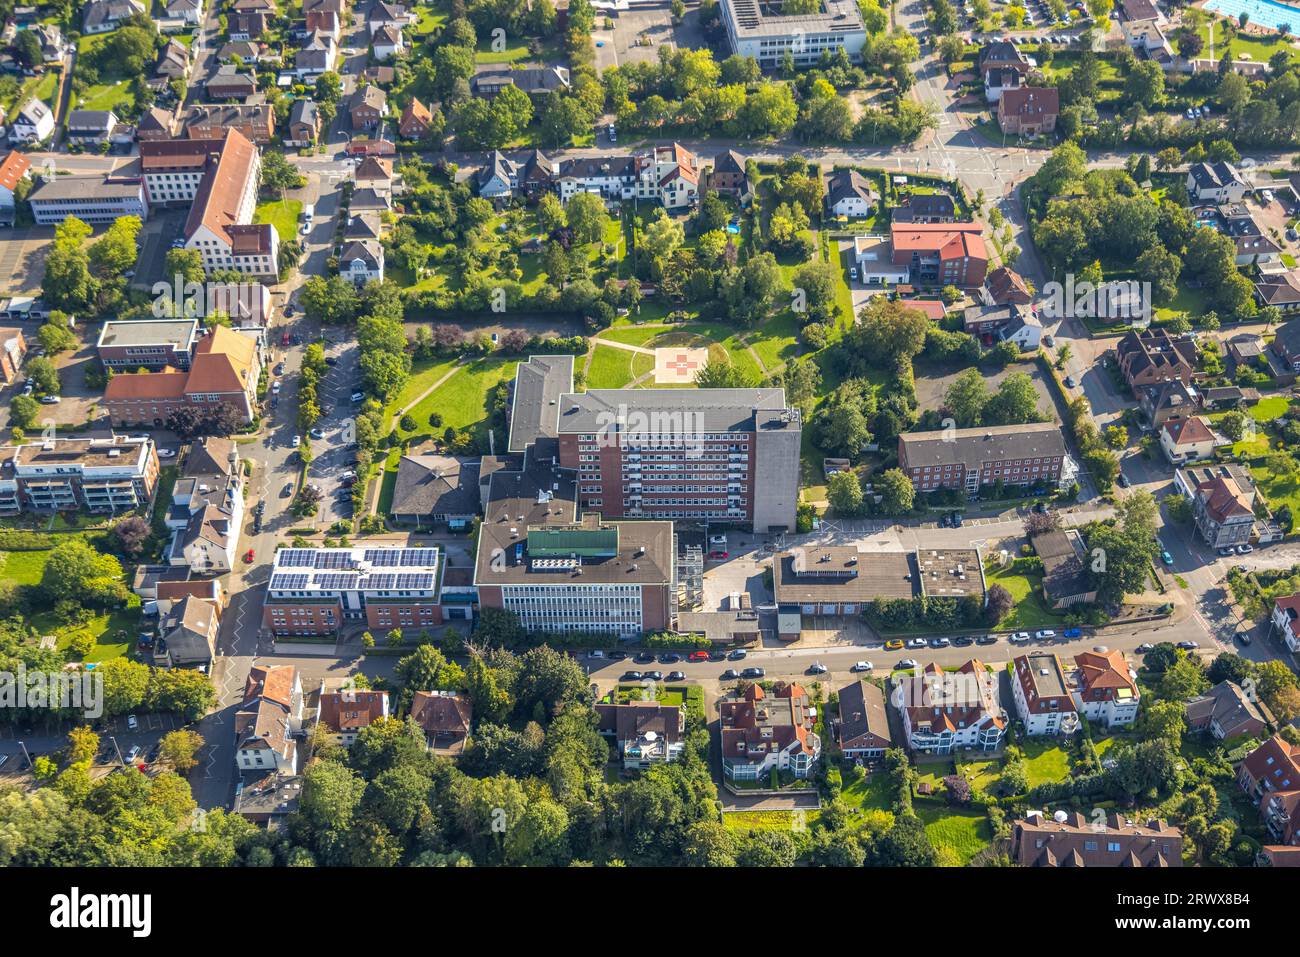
[294,30,337,79]
[164,435,244,574]
[343,212,382,242]
[82,0,145,34]
[372,23,403,60]
[1238,736,1300,848]
[983,265,1033,305]
[836,679,892,761]
[1226,334,1265,369]
[707,148,750,201]
[1069,650,1140,728]
[315,687,390,747]
[824,167,873,219]
[1255,273,1300,315]
[409,690,472,754]
[893,192,957,224]
[165,0,203,25]
[182,104,274,145]
[1138,379,1201,430]
[339,240,384,287]
[962,302,1040,348]
[228,11,268,39]
[1115,328,1199,394]
[1271,318,1300,383]
[361,65,396,86]
[1159,414,1218,464]
[390,454,482,530]
[1011,653,1080,736]
[516,149,554,198]
[30,23,67,63]
[595,701,687,770]
[1261,790,1300,851]
[851,236,911,285]
[354,156,394,196]
[1220,203,1281,266]
[304,7,340,39]
[366,1,412,34]
[154,38,190,81]
[0,150,31,227]
[1185,467,1257,550]
[720,682,821,780]
[65,110,119,147]
[349,84,386,129]
[286,99,320,147]
[136,105,177,141]
[206,65,257,100]
[477,149,516,199]
[998,87,1059,136]
[893,661,1007,754]
[398,98,433,139]
[979,39,1030,102]
[1187,161,1247,204]
[1031,528,1097,609]
[1185,680,1270,741]
[1271,593,1300,653]
[9,99,54,144]
[234,664,303,774]
[1011,811,1183,867]
[154,593,221,667]
[472,64,570,100]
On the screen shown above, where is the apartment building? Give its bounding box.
[104,325,262,427]
[897,422,1070,495]
[139,138,227,207]
[180,104,276,145]
[552,143,702,210]
[1115,328,1199,394]
[0,435,159,515]
[1182,465,1257,550]
[1069,649,1140,728]
[263,544,461,636]
[720,682,821,781]
[315,686,390,747]
[1011,653,1080,736]
[181,129,277,277]
[1011,811,1183,867]
[1238,736,1300,845]
[892,660,1007,754]
[547,379,801,531]
[888,222,989,288]
[164,436,244,574]
[27,174,149,225]
[1271,593,1300,654]
[96,318,200,371]
[836,679,893,761]
[595,701,687,770]
[719,0,867,68]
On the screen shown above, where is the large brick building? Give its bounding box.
[888,222,988,288]
[180,128,277,278]
[506,355,802,532]
[96,318,200,371]
[897,422,1070,496]
[262,544,469,636]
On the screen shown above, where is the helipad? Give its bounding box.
[653,347,708,385]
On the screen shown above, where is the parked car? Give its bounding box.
[721,668,739,680]
[1009,632,1032,643]
[126,715,138,730]
[309,428,324,440]
[1235,632,1253,645]
[643,670,663,681]
[620,671,642,682]
[807,662,828,674]
[281,482,294,497]
[976,634,998,645]
[950,511,963,527]
[952,635,974,647]
[1161,551,1174,566]
[1035,629,1057,640]
[125,746,142,763]
[1136,643,1155,653]
[243,548,255,563]
[929,636,951,648]
[687,650,710,662]
[896,659,918,671]
[658,652,682,664]
[1062,627,1082,639]
[588,649,605,659]
[906,637,928,649]
[740,667,765,679]
[1237,544,1254,554]
[851,660,874,672]
[292,434,302,447]
[38,395,60,404]
[157,448,176,458]
[634,652,655,664]
[1176,640,1199,651]
[727,648,747,660]
[666,671,686,681]
[351,392,365,403]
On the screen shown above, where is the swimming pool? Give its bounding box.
[1203,0,1300,33]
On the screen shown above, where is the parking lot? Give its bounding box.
[304,330,362,527]
[593,4,712,72]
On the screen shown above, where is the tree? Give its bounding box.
[876,468,915,515]
[982,372,1042,425]
[41,539,126,607]
[41,217,97,313]
[314,71,343,104]
[565,191,610,246]
[113,515,151,556]
[88,215,142,278]
[537,192,566,233]
[1085,522,1155,605]
[37,315,77,355]
[24,356,59,395]
[694,359,756,389]
[1116,489,1159,541]
[1139,698,1186,748]
[1160,653,1209,701]
[163,248,205,286]
[1207,652,1253,686]
[9,395,39,430]
[1165,492,1192,525]
[852,297,929,369]
[67,726,100,766]
[260,150,307,192]
[986,583,1014,624]
[944,368,989,427]
[158,729,204,772]
[827,470,864,516]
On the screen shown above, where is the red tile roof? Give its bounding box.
[0,150,31,191]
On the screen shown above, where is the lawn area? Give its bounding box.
[1251,466,1300,521]
[984,558,1066,630]
[915,802,993,866]
[0,69,59,118]
[1153,282,1209,321]
[586,343,640,390]
[396,356,518,444]
[1020,739,1073,788]
[384,356,460,432]
[748,312,801,372]
[38,608,137,663]
[597,326,662,348]
[0,549,50,587]
[612,684,686,707]
[474,35,562,64]
[1248,396,1292,422]
[721,809,821,831]
[254,199,304,244]
[839,771,894,812]
[1199,20,1296,65]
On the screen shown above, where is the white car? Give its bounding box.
[1035,629,1057,640]
[808,662,828,674]
[272,381,282,394]
[125,746,142,763]
[292,434,302,447]
[157,448,176,458]
[126,715,138,730]
[906,637,928,649]
[1009,632,1032,643]
[851,660,874,672]
[38,395,60,404]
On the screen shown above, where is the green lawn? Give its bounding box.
[1,69,58,118]
[597,326,662,348]
[254,199,304,244]
[1199,20,1296,65]
[1252,466,1300,522]
[721,810,821,832]
[1154,282,1210,321]
[839,771,894,812]
[586,343,639,390]
[1248,396,1292,422]
[0,549,50,586]
[915,803,993,866]
[396,356,518,444]
[1020,739,1073,788]
[39,608,137,663]
[984,559,1066,630]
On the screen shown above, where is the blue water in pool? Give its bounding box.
[1204,0,1300,32]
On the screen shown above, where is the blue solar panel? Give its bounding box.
[278,549,315,567]
[365,574,396,589]
[399,548,438,566]
[314,551,354,569]
[395,574,434,590]
[270,573,309,589]
[313,573,358,589]
[364,549,401,566]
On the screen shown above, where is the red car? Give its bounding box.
[708,550,728,560]
[244,548,255,563]
[688,650,709,662]
[280,331,290,346]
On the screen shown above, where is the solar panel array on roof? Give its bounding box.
[315,551,356,569]
[278,549,316,567]
[313,573,359,589]
[400,548,438,566]
[270,573,310,589]
[394,573,435,590]
[364,549,401,566]
[366,574,396,589]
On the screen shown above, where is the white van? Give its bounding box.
[302,204,314,222]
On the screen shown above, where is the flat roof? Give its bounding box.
[722,0,867,37]
[774,548,916,603]
[29,175,142,202]
[557,387,798,436]
[97,318,198,349]
[914,548,985,599]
